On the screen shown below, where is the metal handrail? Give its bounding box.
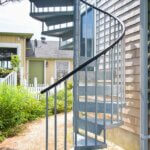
[41,0,125,94]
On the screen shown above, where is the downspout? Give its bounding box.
[140,0,148,149]
[73,0,80,147]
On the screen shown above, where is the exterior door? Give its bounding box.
[29,60,44,84]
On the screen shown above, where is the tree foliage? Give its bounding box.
[11,55,20,71]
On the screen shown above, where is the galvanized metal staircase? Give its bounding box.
[29,0,125,149]
[30,0,74,50]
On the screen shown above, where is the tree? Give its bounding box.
[0,0,21,5]
[11,55,20,71]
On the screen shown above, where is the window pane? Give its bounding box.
[81,8,94,57]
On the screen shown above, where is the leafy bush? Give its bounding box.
[48,89,73,114]
[0,85,45,140]
[0,84,73,142]
[67,81,73,90]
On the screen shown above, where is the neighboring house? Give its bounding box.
[0,32,73,85]
[26,40,73,84]
[0,32,33,84]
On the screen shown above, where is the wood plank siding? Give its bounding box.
[96,0,140,149]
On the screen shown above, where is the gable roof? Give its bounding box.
[26,40,73,59]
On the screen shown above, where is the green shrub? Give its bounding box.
[0,85,45,140]
[0,84,73,142]
[67,81,73,90]
[42,88,73,115]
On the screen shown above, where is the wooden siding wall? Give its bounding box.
[46,59,73,84]
[96,0,140,137]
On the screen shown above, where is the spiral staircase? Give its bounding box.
[29,0,125,149]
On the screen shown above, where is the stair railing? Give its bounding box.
[40,0,125,150]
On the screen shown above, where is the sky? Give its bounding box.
[0,0,58,41]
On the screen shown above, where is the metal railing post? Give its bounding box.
[73,0,80,147]
[46,92,49,150]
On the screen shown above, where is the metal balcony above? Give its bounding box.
[30,0,73,7]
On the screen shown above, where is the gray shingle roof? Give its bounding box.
[26,40,73,59]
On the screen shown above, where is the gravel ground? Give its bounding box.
[0,112,124,150]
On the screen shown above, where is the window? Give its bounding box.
[0,48,17,69]
[56,61,69,80]
[81,8,94,57]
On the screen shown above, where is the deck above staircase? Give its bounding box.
[29,0,125,149]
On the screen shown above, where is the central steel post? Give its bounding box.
[73,0,80,148]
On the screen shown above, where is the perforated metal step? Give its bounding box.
[30,0,73,7]
[30,11,73,26]
[78,85,121,96]
[42,26,73,38]
[75,134,107,150]
[77,117,123,134]
[78,101,125,114]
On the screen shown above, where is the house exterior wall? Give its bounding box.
[46,59,73,84]
[27,58,73,85]
[96,0,141,149]
[0,35,28,82]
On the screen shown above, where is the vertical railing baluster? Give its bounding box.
[121,38,123,121]
[109,16,113,124]
[110,18,113,124]
[46,92,49,150]
[64,81,67,150]
[117,21,119,122]
[111,46,114,123]
[103,54,106,144]
[54,87,57,150]
[95,59,98,146]
[85,3,88,146]
[85,66,88,146]
[122,35,125,121]
[103,14,106,144]
[109,16,112,71]
[113,19,116,122]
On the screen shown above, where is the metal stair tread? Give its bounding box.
[60,41,73,50]
[42,26,73,38]
[30,11,73,23]
[78,84,122,96]
[78,101,125,114]
[78,117,124,130]
[75,134,107,150]
[30,0,73,7]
